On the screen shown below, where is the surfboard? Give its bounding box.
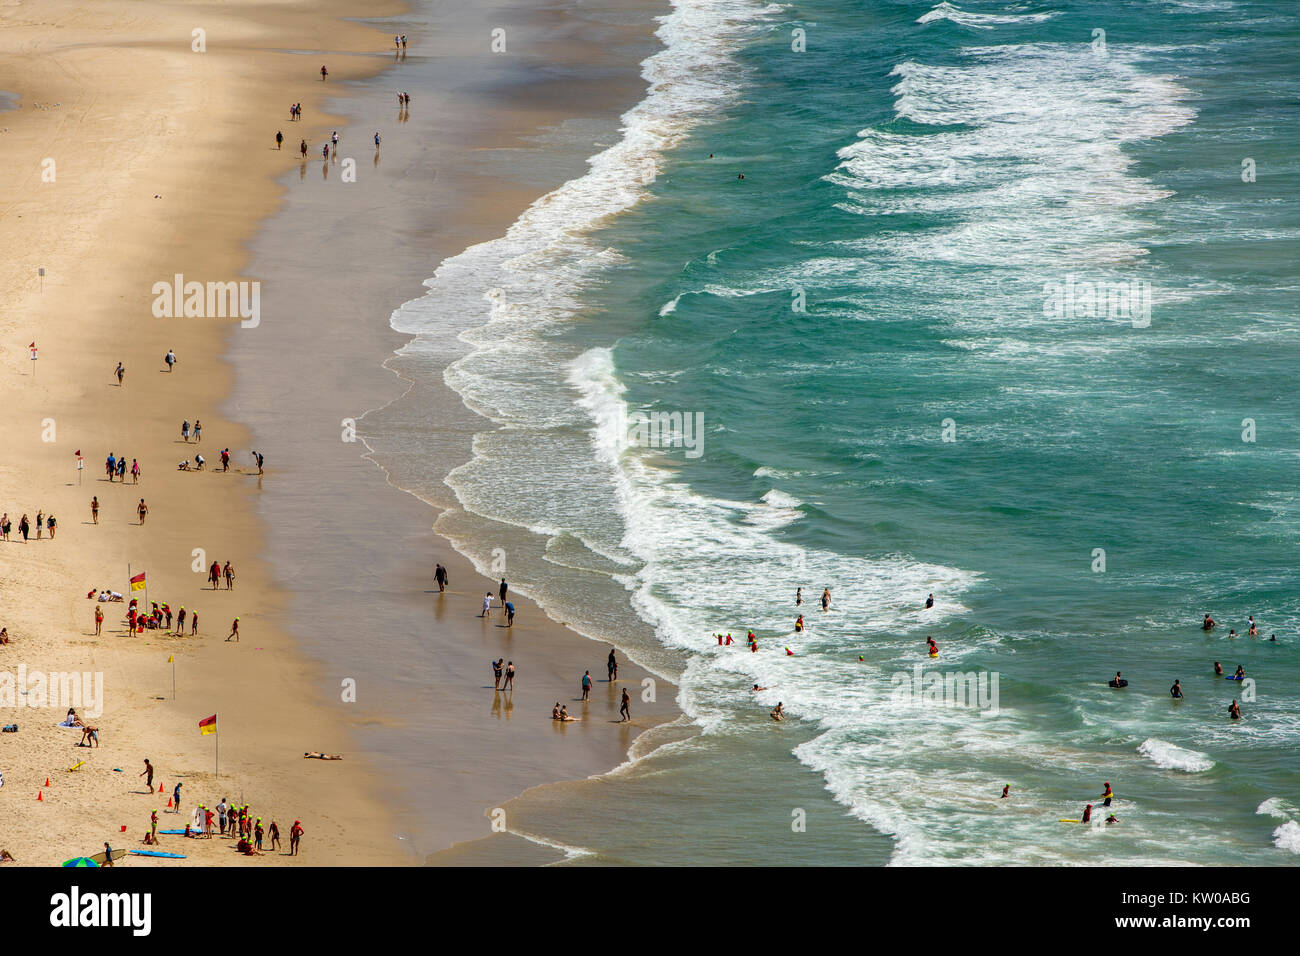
[130,850,186,858]
[929,651,939,658]
[1225,675,1244,680]
[88,849,127,865]
[158,829,191,835]
[1059,819,1080,823]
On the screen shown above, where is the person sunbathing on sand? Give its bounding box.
[303,752,342,760]
[558,705,579,722]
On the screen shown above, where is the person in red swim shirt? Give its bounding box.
[794,615,804,632]
[927,636,938,657]
[725,633,734,645]
[1081,803,1093,824]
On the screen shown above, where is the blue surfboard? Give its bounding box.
[130,850,186,858]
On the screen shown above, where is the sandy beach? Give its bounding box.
[0,0,673,866]
[0,0,412,865]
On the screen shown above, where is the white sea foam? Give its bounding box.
[1271,821,1300,854]
[917,1,1060,28]
[1138,738,1215,772]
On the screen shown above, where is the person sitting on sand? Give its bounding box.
[558,705,578,722]
[552,703,561,720]
[0,627,8,645]
[64,708,84,727]
[771,702,785,721]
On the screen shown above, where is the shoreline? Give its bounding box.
[0,0,412,865]
[227,0,682,862]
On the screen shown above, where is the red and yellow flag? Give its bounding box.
[129,572,147,592]
[199,714,217,736]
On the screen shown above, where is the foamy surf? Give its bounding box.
[1138,739,1215,773]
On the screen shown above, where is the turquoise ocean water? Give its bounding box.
[385,0,1300,864]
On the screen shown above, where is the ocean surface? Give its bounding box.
[373,0,1300,864]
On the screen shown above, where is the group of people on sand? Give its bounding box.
[140,775,303,856]
[104,450,142,484]
[0,510,55,542]
[1109,614,1277,721]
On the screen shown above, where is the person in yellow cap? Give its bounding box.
[226,617,239,642]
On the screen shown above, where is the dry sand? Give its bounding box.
[0,0,410,866]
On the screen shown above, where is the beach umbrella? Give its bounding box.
[61,857,99,867]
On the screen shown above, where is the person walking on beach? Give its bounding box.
[608,647,618,682]
[331,130,339,151]
[320,65,328,81]
[19,514,29,542]
[90,496,99,524]
[481,592,493,618]
[300,139,308,158]
[117,457,126,481]
[374,131,381,149]
[190,611,198,635]
[209,560,220,589]
[176,606,186,634]
[46,514,56,538]
[140,758,154,792]
[115,362,125,386]
[435,563,448,592]
[193,420,202,443]
[498,578,509,610]
[502,661,515,691]
[131,459,140,484]
[94,605,103,635]
[172,782,182,815]
[36,510,42,540]
[270,820,281,851]
[165,348,177,371]
[0,513,9,541]
[182,420,191,442]
[220,448,230,471]
[223,560,235,590]
[290,820,304,855]
[227,617,240,642]
[581,670,592,701]
[619,688,631,722]
[137,499,148,525]
[493,658,504,690]
[275,131,283,150]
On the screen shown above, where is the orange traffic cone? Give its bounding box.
[166,796,173,809]
[159,783,164,793]
[44,777,50,787]
[37,791,43,801]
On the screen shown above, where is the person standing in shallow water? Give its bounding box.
[607,648,618,682]
[581,670,591,701]
[821,588,831,612]
[434,563,448,592]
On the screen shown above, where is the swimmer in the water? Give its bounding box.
[1228,699,1242,720]
[821,588,831,612]
[1248,618,1258,637]
[1108,671,1127,688]
[1270,633,1277,642]
[796,587,803,606]
[770,702,784,721]
[924,593,934,609]
[1105,814,1119,825]
[1000,785,1010,799]
[752,684,768,692]
[1081,803,1094,824]
[1214,661,1223,676]
[1234,664,1245,679]
[1170,679,1184,699]
[1202,614,1216,631]
[1228,629,1238,639]
[794,615,804,632]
